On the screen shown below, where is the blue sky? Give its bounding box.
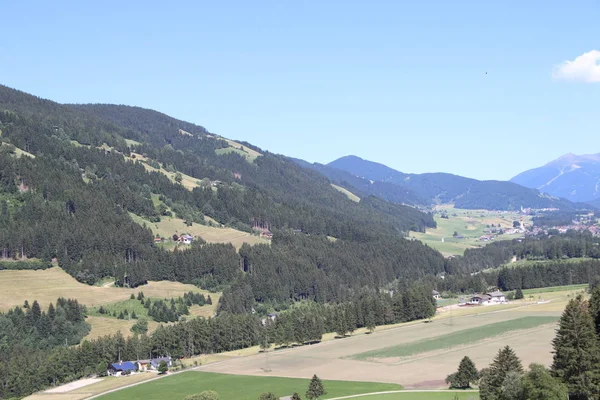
[0,0,598,180]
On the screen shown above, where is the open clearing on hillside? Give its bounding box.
[85,315,161,340]
[130,213,269,250]
[351,316,557,361]
[0,267,216,311]
[98,372,402,400]
[409,205,532,256]
[130,152,200,190]
[331,184,360,202]
[0,267,220,339]
[214,137,262,162]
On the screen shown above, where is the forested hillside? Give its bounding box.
[322,155,582,211]
[0,84,442,305]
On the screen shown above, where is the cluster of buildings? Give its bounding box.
[107,357,172,377]
[527,224,600,237]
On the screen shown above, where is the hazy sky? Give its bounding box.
[1,1,598,180]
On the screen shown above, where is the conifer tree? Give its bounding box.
[551,295,600,399]
[48,303,56,320]
[588,285,600,336]
[479,346,523,400]
[306,374,326,400]
[446,356,479,389]
[515,288,524,300]
[291,393,301,400]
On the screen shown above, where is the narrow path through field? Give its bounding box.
[326,389,478,400]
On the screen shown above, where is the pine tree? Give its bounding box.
[130,293,135,300]
[291,393,301,400]
[589,285,600,336]
[48,303,56,320]
[446,356,479,389]
[515,288,524,300]
[306,374,326,400]
[30,300,42,324]
[479,346,523,400]
[258,393,277,400]
[551,295,600,399]
[207,295,212,305]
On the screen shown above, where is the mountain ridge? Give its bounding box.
[511,152,600,202]
[317,155,585,211]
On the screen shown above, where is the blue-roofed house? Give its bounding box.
[108,361,137,376]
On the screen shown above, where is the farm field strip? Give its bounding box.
[330,392,479,400]
[95,371,402,400]
[199,306,561,388]
[350,316,558,361]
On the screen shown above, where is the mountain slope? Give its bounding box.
[511,153,600,202]
[0,84,444,306]
[327,155,579,211]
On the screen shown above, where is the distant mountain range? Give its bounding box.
[294,155,588,211]
[511,153,600,203]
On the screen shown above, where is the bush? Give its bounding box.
[184,390,219,400]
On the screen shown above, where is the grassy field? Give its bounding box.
[351,316,557,361]
[85,315,162,340]
[25,373,158,400]
[131,152,200,190]
[331,184,360,202]
[0,267,215,311]
[408,205,531,256]
[130,213,269,250]
[0,267,219,340]
[98,372,403,400]
[214,137,262,162]
[1,142,35,158]
[521,284,588,297]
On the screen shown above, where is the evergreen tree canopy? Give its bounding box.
[551,295,600,399]
[479,346,524,400]
[306,374,326,400]
[446,356,479,389]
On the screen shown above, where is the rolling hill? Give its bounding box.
[511,153,600,203]
[321,155,582,211]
